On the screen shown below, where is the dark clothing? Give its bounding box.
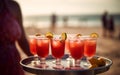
[0,44,24,75]
[101,12,108,37]
[108,17,115,32]
[51,14,57,27]
[0,2,24,75]
[101,14,108,29]
[52,15,56,24]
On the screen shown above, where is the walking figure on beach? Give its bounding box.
[101,11,108,37]
[51,13,57,32]
[107,15,115,38]
[63,16,68,27]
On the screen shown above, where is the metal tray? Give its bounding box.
[20,54,112,75]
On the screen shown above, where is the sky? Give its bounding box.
[16,0,120,16]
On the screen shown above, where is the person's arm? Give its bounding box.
[13,1,32,56]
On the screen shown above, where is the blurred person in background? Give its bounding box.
[51,13,57,32]
[108,15,115,38]
[101,11,108,37]
[63,16,68,27]
[0,0,32,75]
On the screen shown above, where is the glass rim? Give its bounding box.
[36,36,49,40]
[28,35,36,39]
[28,35,48,39]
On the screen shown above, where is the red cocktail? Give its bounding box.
[29,35,40,66]
[65,34,75,53]
[65,34,76,62]
[51,36,65,69]
[84,38,97,57]
[51,40,65,58]
[83,36,97,67]
[65,34,80,53]
[69,38,84,68]
[29,35,37,55]
[36,37,49,68]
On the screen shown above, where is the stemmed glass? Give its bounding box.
[36,36,49,68]
[29,35,39,65]
[51,35,65,69]
[65,34,76,67]
[68,37,84,69]
[83,36,97,67]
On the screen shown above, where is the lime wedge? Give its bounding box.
[45,32,53,38]
[35,33,41,36]
[61,32,67,40]
[90,32,99,38]
[76,34,82,37]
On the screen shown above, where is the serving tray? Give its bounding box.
[20,54,112,75]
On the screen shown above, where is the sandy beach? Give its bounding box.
[19,25,120,75]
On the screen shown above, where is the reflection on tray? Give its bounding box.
[21,55,112,71]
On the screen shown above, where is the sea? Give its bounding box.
[23,14,120,28]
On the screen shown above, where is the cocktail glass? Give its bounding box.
[29,35,37,56]
[36,36,49,68]
[84,36,97,67]
[65,34,76,66]
[29,35,39,65]
[69,37,84,69]
[51,35,65,69]
[65,34,76,56]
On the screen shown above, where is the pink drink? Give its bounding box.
[29,36,37,55]
[84,39,96,57]
[51,39,65,59]
[69,39,84,60]
[51,36,65,69]
[65,34,75,53]
[37,37,49,58]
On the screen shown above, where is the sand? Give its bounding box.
[19,25,120,75]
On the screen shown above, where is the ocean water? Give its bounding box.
[23,14,120,28]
